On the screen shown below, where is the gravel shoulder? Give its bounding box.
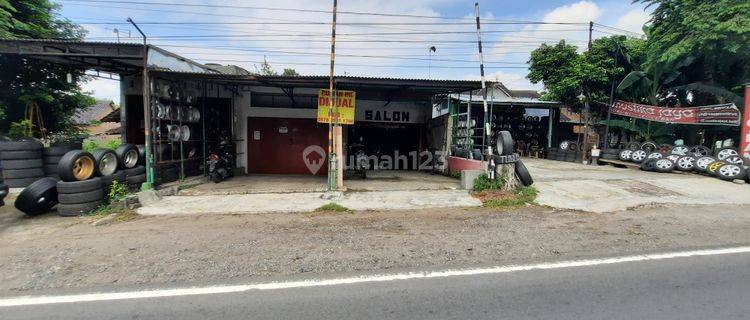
[1,202,750,295]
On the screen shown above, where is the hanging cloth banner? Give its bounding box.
[611,100,741,126]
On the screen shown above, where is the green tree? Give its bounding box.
[0,0,95,136]
[282,68,299,76]
[254,56,278,76]
[636,0,750,105]
[527,37,646,112]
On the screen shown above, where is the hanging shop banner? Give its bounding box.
[611,100,741,126]
[740,86,750,164]
[317,89,356,125]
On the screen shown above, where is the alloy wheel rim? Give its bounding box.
[99,153,118,175]
[72,156,94,180]
[656,160,671,169]
[719,165,740,176]
[123,149,139,168]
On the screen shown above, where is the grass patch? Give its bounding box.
[473,173,505,192]
[474,186,538,209]
[314,203,351,213]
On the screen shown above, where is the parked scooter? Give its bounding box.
[348,137,368,179]
[207,138,235,183]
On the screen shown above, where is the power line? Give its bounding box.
[182,57,530,69]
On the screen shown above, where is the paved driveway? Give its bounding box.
[525,158,750,213]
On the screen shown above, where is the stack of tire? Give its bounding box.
[0,139,45,188]
[490,130,534,187]
[549,140,583,163]
[598,148,621,161]
[614,143,750,183]
[13,143,146,217]
[42,143,81,179]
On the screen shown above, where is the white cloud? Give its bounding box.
[614,8,650,34]
[81,78,120,104]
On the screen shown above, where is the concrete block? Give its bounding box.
[137,189,162,206]
[461,169,485,190]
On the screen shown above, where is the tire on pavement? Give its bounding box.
[654,158,676,173]
[715,163,746,181]
[715,148,739,161]
[514,160,533,186]
[707,160,727,176]
[694,156,716,173]
[640,158,657,171]
[630,150,647,163]
[57,150,96,182]
[14,177,58,216]
[115,144,140,169]
[618,149,633,161]
[57,201,101,217]
[675,155,696,171]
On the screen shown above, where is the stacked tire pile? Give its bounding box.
[42,143,81,179]
[546,140,583,163]
[13,143,146,217]
[0,139,45,188]
[615,143,750,182]
[488,131,534,187]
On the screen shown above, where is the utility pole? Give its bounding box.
[127,17,153,190]
[474,3,491,159]
[326,0,342,191]
[582,20,594,162]
[588,21,594,50]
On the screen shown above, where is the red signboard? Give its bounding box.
[611,100,741,126]
[740,86,750,164]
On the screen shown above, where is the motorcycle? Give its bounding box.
[348,138,369,179]
[207,139,234,183]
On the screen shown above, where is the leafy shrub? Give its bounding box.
[473,173,504,192]
[8,120,33,138]
[108,180,127,203]
[483,186,538,208]
[315,203,350,212]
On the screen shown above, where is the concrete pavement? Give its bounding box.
[2,247,749,319]
[137,189,481,215]
[526,158,750,212]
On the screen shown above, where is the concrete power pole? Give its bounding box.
[326,0,343,191]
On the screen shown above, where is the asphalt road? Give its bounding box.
[2,249,749,320]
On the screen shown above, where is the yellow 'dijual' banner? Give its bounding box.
[317,89,356,125]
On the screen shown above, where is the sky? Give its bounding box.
[55,0,652,103]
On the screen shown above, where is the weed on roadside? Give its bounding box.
[474,186,538,209]
[314,203,352,213]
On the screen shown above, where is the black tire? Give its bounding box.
[641,141,657,152]
[43,155,63,164]
[675,155,696,171]
[694,156,716,173]
[495,131,514,156]
[0,139,43,151]
[43,145,78,156]
[0,150,42,160]
[618,150,633,161]
[5,177,40,188]
[567,142,579,152]
[640,158,657,171]
[43,164,59,174]
[57,177,103,194]
[115,144,140,169]
[102,170,126,185]
[514,160,533,186]
[715,163,746,181]
[57,201,102,217]
[653,158,676,173]
[559,140,572,151]
[707,160,727,176]
[136,144,147,165]
[91,148,119,176]
[715,148,739,160]
[0,159,43,169]
[126,173,146,186]
[58,188,104,204]
[124,165,146,177]
[3,168,45,179]
[670,145,690,156]
[14,177,58,215]
[689,145,711,157]
[630,150,648,163]
[626,142,641,150]
[57,150,96,182]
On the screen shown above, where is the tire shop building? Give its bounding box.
[1,39,503,190]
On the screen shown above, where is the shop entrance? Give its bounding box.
[347,123,423,170]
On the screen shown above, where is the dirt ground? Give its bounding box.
[1,202,750,295]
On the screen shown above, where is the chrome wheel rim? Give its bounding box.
[99,153,118,175]
[717,149,738,160]
[719,165,741,176]
[656,159,672,169]
[123,149,139,168]
[678,157,694,168]
[632,151,646,161]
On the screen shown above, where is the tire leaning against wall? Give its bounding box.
[56,177,104,217]
[514,160,534,186]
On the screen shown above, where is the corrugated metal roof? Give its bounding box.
[0,37,142,47]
